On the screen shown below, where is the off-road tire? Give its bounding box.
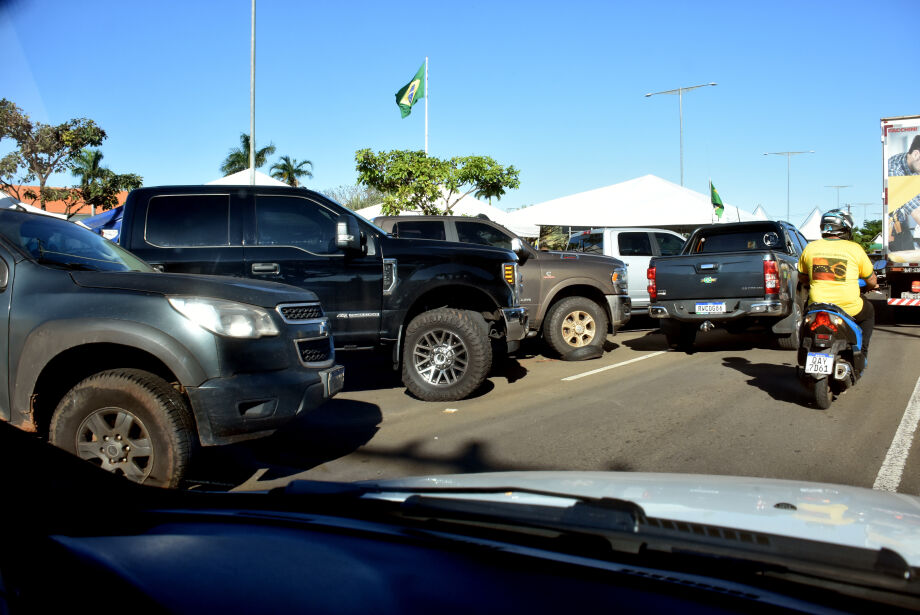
[661,320,696,351]
[49,369,194,488]
[402,308,492,402]
[544,297,608,359]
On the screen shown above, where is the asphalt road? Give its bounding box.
[187,311,920,495]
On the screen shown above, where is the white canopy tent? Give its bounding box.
[356,191,539,237]
[505,175,759,235]
[207,169,289,187]
[799,207,823,241]
[0,190,67,219]
[752,205,769,220]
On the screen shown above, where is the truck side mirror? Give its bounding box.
[511,237,530,264]
[336,215,366,255]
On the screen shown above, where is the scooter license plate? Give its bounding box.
[805,352,834,375]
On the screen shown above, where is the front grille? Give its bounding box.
[296,338,332,364]
[278,302,324,322]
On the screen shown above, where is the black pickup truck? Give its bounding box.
[0,209,341,487]
[115,186,528,402]
[373,215,631,359]
[647,221,809,351]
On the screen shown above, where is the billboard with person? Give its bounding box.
[882,115,920,260]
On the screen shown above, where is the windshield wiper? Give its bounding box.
[279,479,919,605]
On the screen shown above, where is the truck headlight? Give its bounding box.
[168,296,280,339]
[612,267,628,293]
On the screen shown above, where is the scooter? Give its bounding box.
[796,302,866,409]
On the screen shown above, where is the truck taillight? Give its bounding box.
[647,266,657,301]
[913,281,920,293]
[764,260,779,295]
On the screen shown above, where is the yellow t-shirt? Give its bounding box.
[797,238,873,316]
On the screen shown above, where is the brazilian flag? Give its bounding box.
[710,181,724,219]
[395,62,426,119]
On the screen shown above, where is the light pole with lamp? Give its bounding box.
[763,150,814,223]
[824,185,851,211]
[645,82,717,186]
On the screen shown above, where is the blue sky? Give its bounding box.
[2,0,917,227]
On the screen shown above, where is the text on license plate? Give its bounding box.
[695,302,726,314]
[805,352,833,375]
[901,292,920,299]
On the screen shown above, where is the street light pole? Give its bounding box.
[763,151,814,223]
[824,185,851,211]
[645,82,717,186]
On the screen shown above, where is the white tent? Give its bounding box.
[0,190,67,219]
[504,175,759,235]
[752,205,769,220]
[356,191,539,237]
[207,169,289,187]
[799,207,823,241]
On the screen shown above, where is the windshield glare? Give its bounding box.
[0,213,152,272]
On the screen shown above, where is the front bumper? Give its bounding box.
[649,298,785,320]
[186,363,344,446]
[606,295,632,331]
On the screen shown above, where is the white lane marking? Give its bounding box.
[562,351,668,382]
[873,375,920,492]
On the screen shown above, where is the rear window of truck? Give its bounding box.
[690,230,783,253]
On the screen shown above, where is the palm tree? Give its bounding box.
[72,148,106,189]
[270,155,313,187]
[220,133,276,176]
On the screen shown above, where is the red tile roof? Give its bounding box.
[9,185,129,216]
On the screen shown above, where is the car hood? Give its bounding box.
[364,471,920,565]
[380,235,516,261]
[70,271,318,308]
[540,251,626,267]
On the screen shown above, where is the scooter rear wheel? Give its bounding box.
[813,377,832,409]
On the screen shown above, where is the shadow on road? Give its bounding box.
[185,398,383,490]
[721,356,805,404]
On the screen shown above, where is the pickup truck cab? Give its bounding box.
[647,221,808,351]
[373,215,630,359]
[566,227,685,312]
[0,209,341,487]
[115,186,527,402]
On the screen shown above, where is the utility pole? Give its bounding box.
[645,82,717,186]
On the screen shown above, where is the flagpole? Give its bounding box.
[249,0,256,186]
[424,56,429,154]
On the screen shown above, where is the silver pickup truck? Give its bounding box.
[647,221,808,351]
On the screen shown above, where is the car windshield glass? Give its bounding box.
[0,213,152,272]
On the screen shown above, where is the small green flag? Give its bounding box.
[710,181,724,219]
[395,62,426,119]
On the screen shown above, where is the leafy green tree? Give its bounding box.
[854,219,883,253]
[321,184,384,211]
[220,133,276,176]
[270,155,313,187]
[355,149,520,215]
[0,98,106,210]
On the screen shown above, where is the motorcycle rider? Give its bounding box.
[797,209,878,361]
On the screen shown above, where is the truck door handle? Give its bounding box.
[251,263,280,274]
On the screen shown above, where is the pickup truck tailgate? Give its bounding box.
[654,252,767,300]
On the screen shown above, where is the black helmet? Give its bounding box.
[820,209,854,239]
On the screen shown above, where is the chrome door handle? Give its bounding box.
[251,263,280,274]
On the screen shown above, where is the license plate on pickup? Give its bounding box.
[805,352,833,375]
[322,365,345,397]
[901,292,920,299]
[695,302,726,314]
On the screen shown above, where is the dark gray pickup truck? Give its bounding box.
[647,221,809,351]
[373,215,630,358]
[0,209,341,487]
